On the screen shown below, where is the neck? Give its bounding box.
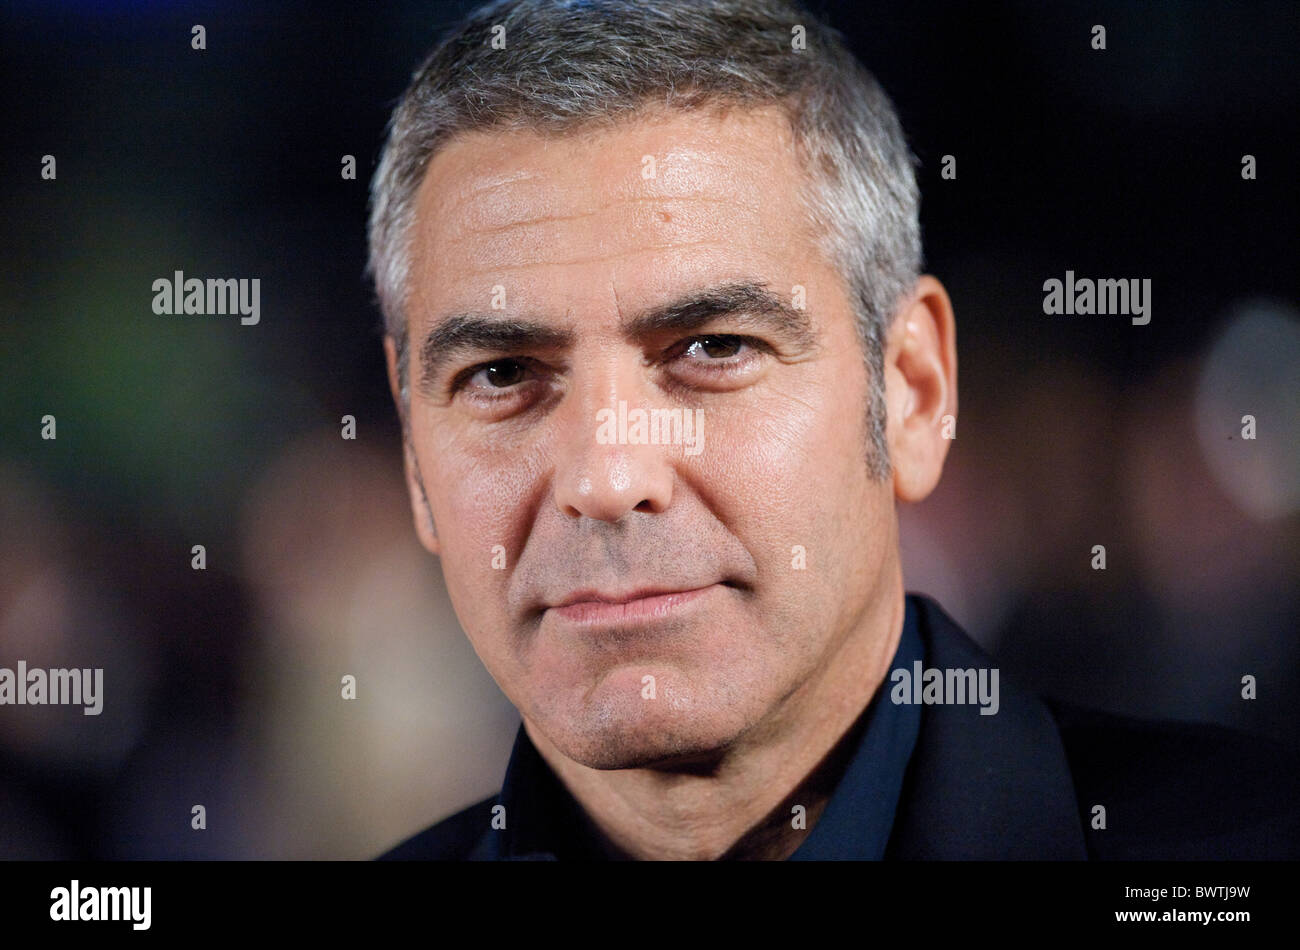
[525,581,906,860]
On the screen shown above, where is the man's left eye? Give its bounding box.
[662,334,767,390]
[680,335,747,360]
[472,358,529,388]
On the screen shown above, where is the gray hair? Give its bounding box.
[367,0,921,478]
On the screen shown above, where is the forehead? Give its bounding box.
[407,104,825,313]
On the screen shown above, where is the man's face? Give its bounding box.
[393,105,903,769]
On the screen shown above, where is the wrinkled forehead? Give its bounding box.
[406,105,823,303]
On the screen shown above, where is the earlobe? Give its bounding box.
[885,276,958,504]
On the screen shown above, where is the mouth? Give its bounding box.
[546,584,723,626]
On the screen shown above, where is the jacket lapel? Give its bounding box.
[886,595,1088,859]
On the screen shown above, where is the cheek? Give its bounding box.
[411,412,547,594]
[690,363,878,615]
[698,367,869,533]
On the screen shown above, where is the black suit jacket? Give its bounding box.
[380,594,1300,859]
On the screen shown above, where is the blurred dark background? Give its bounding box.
[1,0,1296,858]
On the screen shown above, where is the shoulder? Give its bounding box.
[376,794,498,860]
[905,592,1300,859]
[1045,699,1300,859]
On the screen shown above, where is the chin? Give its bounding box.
[540,686,751,771]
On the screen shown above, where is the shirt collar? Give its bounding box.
[787,595,923,859]
[481,595,924,860]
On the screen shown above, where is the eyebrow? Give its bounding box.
[418,315,574,392]
[417,280,816,393]
[623,281,816,348]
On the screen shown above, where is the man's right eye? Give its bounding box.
[448,357,556,418]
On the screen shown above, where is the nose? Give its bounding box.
[552,368,676,522]
[554,444,674,521]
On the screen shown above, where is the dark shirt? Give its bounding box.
[789,597,922,859]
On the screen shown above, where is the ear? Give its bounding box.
[384,334,440,556]
[883,275,958,503]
